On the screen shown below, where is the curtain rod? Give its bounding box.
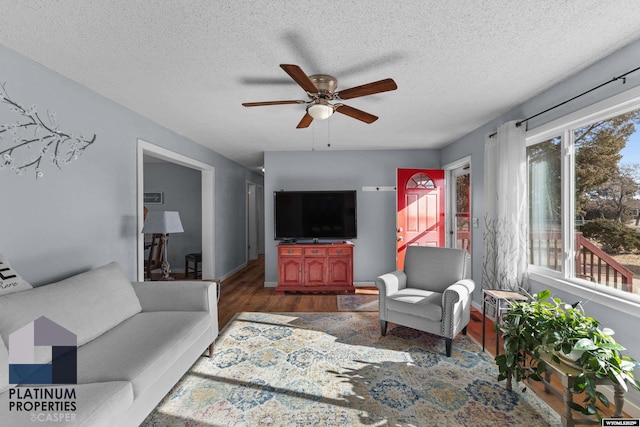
[488,64,640,138]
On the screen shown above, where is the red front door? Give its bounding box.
[396,168,445,269]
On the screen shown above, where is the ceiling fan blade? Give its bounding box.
[280,64,318,94]
[296,112,313,128]
[335,104,378,124]
[336,78,397,100]
[242,100,306,107]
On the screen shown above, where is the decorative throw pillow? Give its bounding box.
[0,255,33,296]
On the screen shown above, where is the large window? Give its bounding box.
[528,137,562,272]
[527,99,640,301]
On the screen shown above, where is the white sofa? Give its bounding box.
[0,262,219,426]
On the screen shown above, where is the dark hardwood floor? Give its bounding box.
[203,255,626,420]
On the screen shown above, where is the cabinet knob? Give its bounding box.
[312,249,318,253]
[287,250,294,254]
[336,250,342,253]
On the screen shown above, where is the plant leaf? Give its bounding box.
[573,338,597,351]
[611,369,629,392]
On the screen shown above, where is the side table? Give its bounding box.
[482,289,527,355]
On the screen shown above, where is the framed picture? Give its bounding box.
[144,192,164,204]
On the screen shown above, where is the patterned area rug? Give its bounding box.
[142,312,561,427]
[337,293,378,311]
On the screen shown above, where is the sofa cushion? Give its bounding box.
[386,289,443,321]
[76,311,210,397]
[0,381,133,427]
[0,262,142,361]
[0,255,32,296]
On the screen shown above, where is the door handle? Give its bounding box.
[397,227,403,232]
[397,236,404,242]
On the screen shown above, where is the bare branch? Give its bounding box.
[0,82,97,179]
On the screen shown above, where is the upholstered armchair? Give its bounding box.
[375,246,475,356]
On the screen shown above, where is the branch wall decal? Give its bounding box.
[0,82,97,179]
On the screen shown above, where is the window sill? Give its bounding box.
[528,270,640,319]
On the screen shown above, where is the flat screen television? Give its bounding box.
[274,190,357,241]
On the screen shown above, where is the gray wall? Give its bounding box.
[441,38,640,406]
[264,149,440,284]
[144,161,202,271]
[0,44,263,285]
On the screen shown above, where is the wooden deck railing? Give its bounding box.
[575,232,634,292]
[529,231,633,292]
[529,230,562,272]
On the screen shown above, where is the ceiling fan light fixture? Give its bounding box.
[307,102,334,120]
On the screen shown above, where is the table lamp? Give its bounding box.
[142,210,184,280]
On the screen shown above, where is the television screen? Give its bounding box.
[274,191,357,240]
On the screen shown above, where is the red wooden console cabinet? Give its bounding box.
[276,243,355,294]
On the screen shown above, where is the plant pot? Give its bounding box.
[556,349,585,367]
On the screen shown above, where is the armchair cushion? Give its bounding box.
[386,289,443,321]
[404,246,467,292]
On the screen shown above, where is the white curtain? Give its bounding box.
[482,120,528,291]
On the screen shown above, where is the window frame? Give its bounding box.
[525,85,640,316]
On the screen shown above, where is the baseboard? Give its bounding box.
[355,281,376,287]
[264,281,375,288]
[471,300,483,312]
[217,262,247,282]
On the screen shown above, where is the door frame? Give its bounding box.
[137,139,215,281]
[247,181,258,261]
[444,155,472,277]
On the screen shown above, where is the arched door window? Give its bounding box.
[405,173,435,189]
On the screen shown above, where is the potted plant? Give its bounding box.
[494,289,640,420]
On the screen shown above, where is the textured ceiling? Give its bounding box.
[2,1,640,172]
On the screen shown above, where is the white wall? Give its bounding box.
[0,45,263,285]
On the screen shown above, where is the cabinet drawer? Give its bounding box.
[279,246,303,256]
[304,247,327,256]
[328,247,352,256]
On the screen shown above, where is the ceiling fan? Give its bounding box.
[242,64,398,128]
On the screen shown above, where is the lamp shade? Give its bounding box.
[142,211,184,234]
[307,102,334,120]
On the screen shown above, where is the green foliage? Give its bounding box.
[575,111,640,199]
[581,218,640,254]
[495,290,640,420]
[574,111,640,216]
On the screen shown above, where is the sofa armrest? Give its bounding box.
[132,281,219,313]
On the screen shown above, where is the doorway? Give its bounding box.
[445,157,472,278]
[247,181,265,262]
[247,182,257,261]
[396,168,445,269]
[136,140,215,281]
[144,159,201,278]
[450,165,471,253]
